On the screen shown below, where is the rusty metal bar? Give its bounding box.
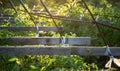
[40,0,62,36]
[81,0,109,45]
[19,0,36,26]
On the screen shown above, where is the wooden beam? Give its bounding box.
[0,46,70,55]
[0,46,120,56]
[0,20,15,23]
[20,10,120,30]
[0,17,14,20]
[30,12,120,30]
[0,26,63,32]
[0,37,91,45]
[30,12,92,23]
[0,13,13,17]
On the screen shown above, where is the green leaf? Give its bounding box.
[30,65,37,69]
[8,57,18,62]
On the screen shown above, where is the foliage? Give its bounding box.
[0,55,99,71]
[0,0,120,71]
